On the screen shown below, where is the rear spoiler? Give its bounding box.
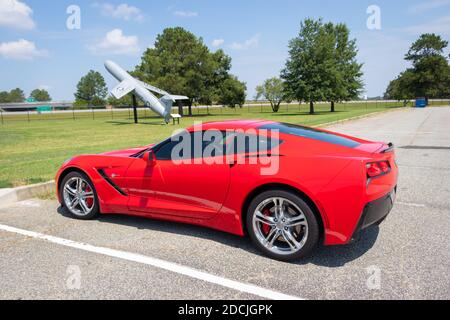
[381,142,395,153]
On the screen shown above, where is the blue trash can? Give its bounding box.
[415,98,427,108]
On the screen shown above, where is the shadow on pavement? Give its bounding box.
[58,206,379,267]
[298,227,379,267]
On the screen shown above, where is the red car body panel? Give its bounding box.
[56,120,398,246]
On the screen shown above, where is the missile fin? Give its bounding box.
[111,80,135,99]
[168,95,189,101]
[159,96,174,115]
[136,79,170,96]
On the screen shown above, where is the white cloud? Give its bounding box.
[88,29,140,56]
[173,10,198,17]
[93,2,144,22]
[404,14,450,35]
[212,39,224,47]
[408,0,450,14]
[0,0,35,29]
[230,34,260,50]
[0,39,48,60]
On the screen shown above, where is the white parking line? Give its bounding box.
[396,201,426,208]
[0,223,302,300]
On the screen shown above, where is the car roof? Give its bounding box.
[186,120,371,149]
[187,120,274,131]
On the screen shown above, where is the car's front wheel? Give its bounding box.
[246,189,320,261]
[60,171,99,220]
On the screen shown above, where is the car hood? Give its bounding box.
[100,144,154,157]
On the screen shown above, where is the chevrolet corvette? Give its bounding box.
[56,120,398,261]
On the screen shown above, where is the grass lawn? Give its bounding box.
[0,102,405,188]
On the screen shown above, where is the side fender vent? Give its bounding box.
[98,169,128,196]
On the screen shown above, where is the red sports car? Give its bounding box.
[56,120,398,261]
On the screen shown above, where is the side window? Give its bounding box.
[200,130,226,158]
[154,131,226,161]
[154,140,180,160]
[227,132,282,155]
[258,135,282,153]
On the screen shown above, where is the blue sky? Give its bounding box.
[0,0,449,101]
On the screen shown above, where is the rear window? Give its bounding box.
[259,123,360,148]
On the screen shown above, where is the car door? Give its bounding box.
[125,130,231,219]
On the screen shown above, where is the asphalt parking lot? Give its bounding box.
[0,107,449,300]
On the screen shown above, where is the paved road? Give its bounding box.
[0,107,449,300]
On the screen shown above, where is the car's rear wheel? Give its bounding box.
[60,171,99,220]
[246,189,320,261]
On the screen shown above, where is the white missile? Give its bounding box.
[104,60,188,123]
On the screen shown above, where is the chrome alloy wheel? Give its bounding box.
[252,197,309,255]
[63,177,95,217]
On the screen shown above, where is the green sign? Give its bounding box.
[37,106,52,113]
[26,97,36,103]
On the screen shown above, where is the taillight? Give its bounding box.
[379,161,390,173]
[366,161,391,178]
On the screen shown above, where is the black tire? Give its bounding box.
[246,189,320,262]
[60,171,99,220]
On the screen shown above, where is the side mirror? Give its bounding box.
[143,150,156,165]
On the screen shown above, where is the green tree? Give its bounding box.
[30,89,51,102]
[8,88,25,103]
[386,33,450,103]
[218,76,246,108]
[325,23,363,112]
[74,70,108,106]
[407,34,450,102]
[282,19,363,114]
[0,91,9,103]
[405,33,448,63]
[107,95,133,107]
[255,77,286,112]
[135,27,242,115]
[282,19,336,114]
[384,70,415,106]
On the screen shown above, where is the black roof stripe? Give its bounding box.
[259,123,360,148]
